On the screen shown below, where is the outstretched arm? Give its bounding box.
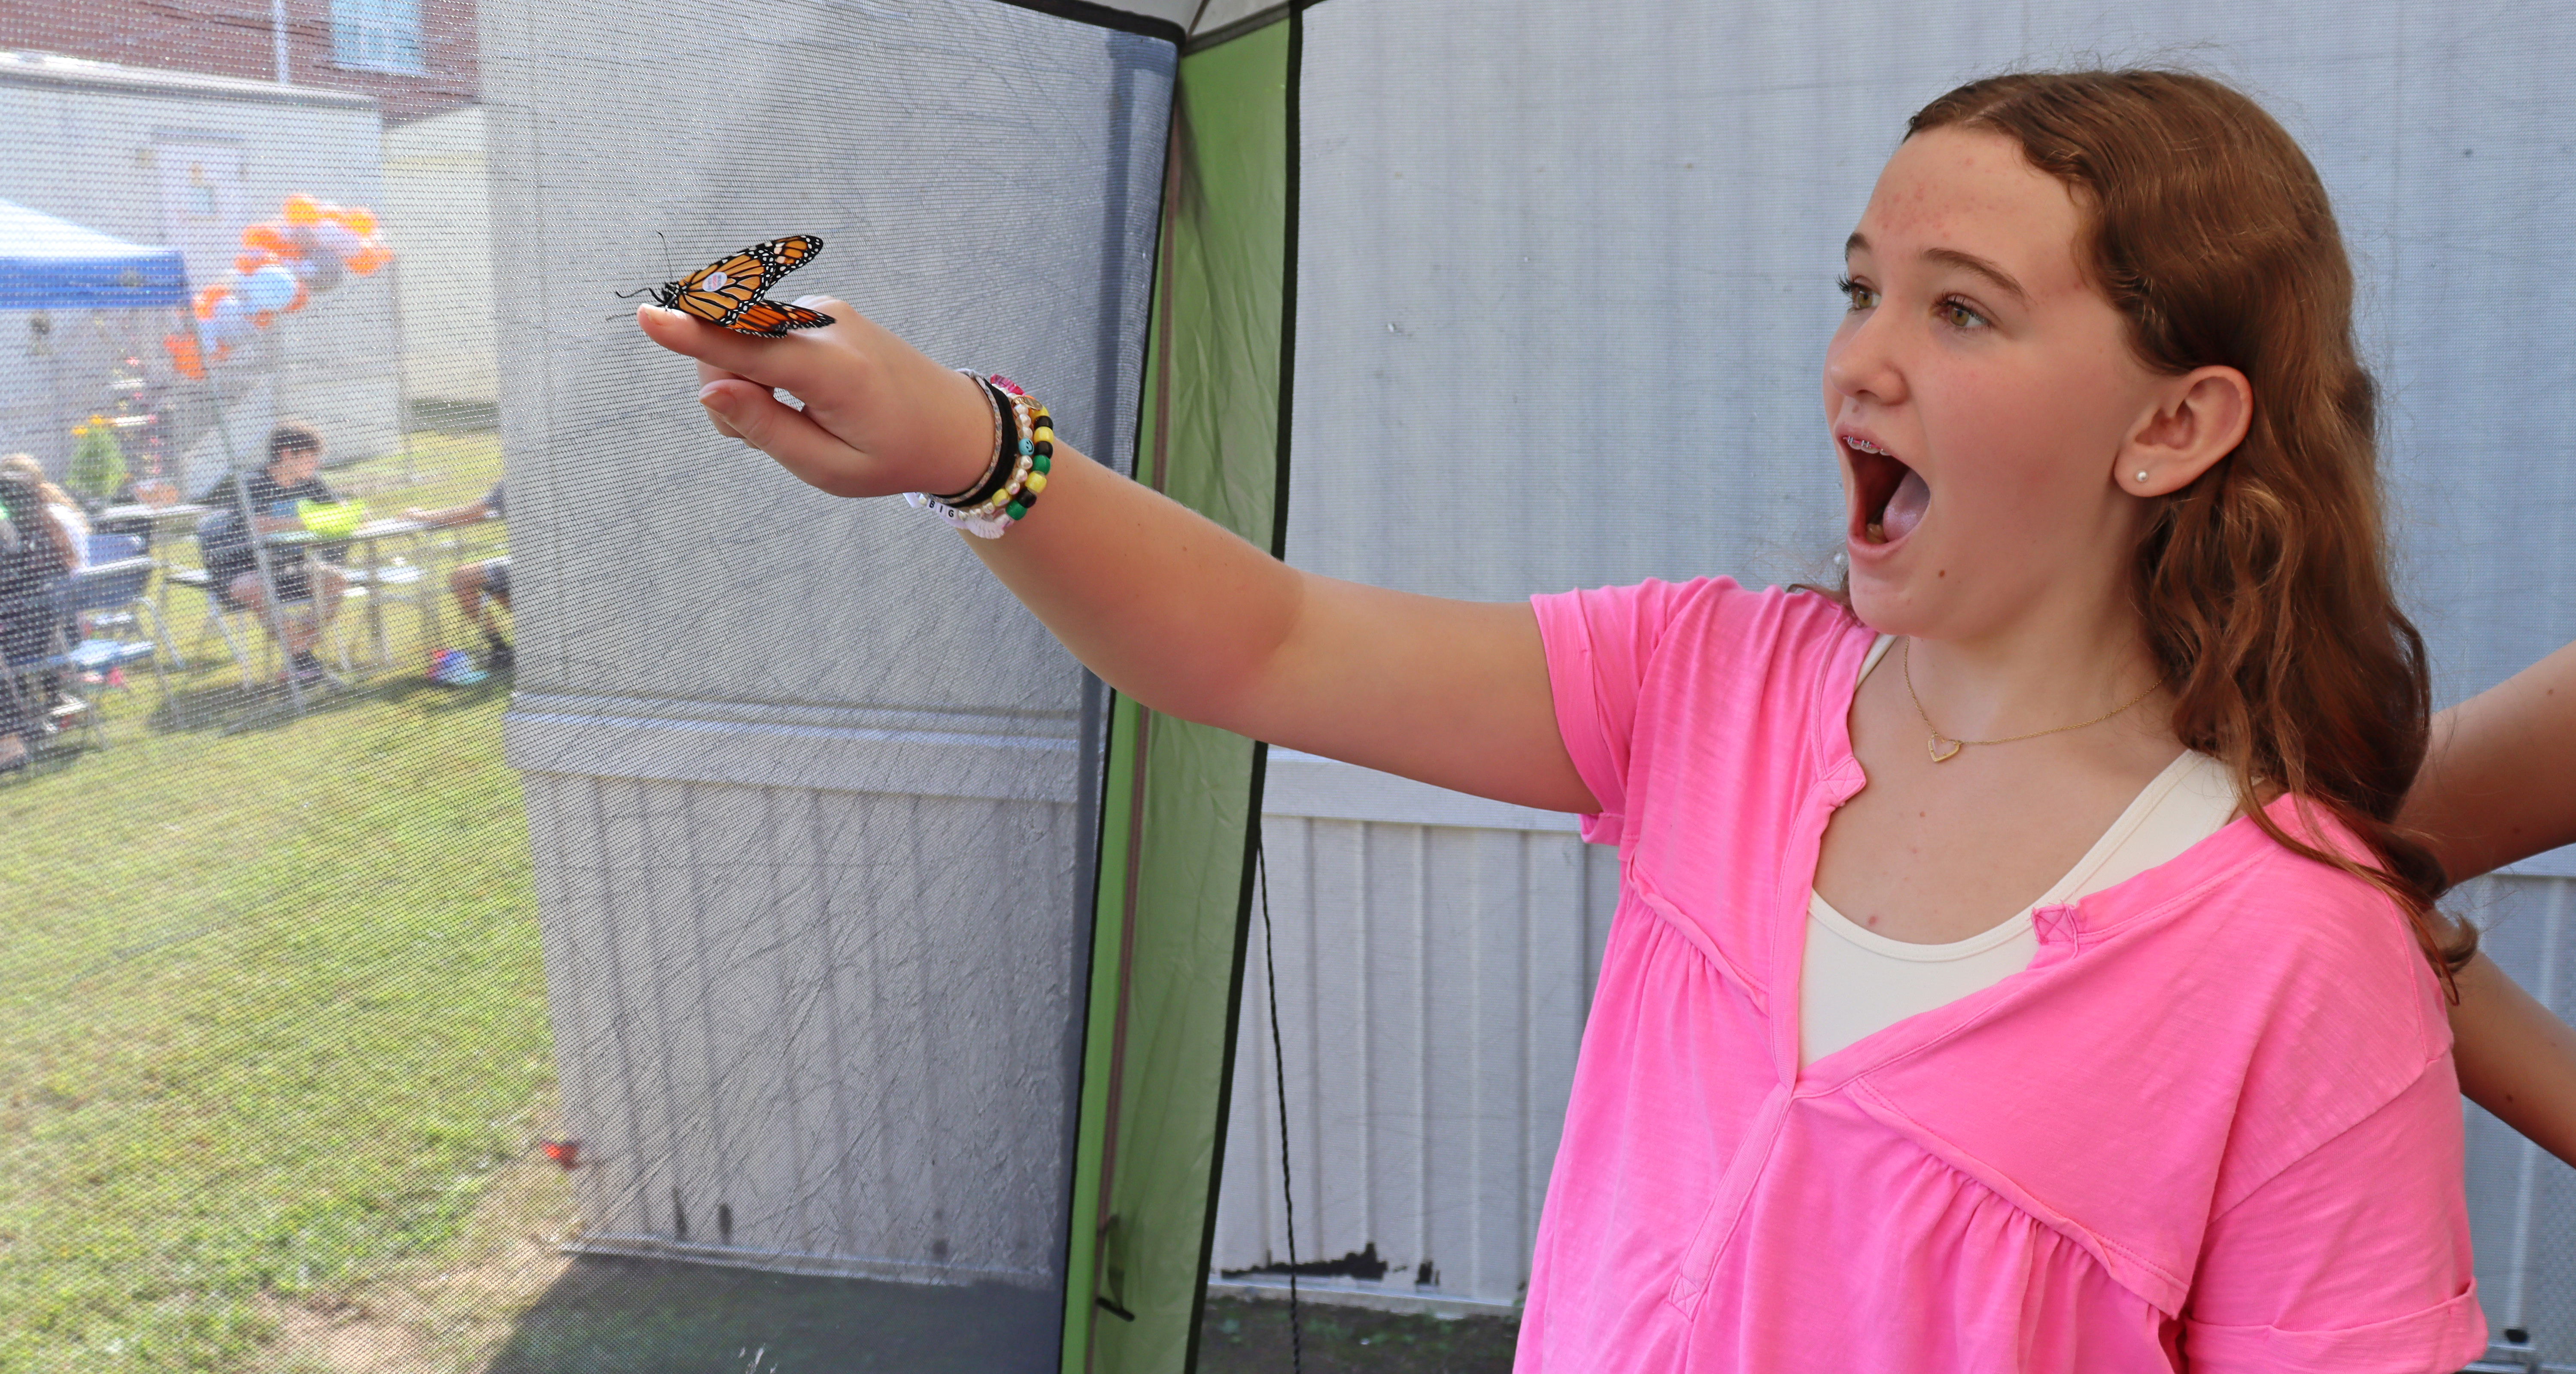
[2407,641,2576,1168]
[638,300,1599,817]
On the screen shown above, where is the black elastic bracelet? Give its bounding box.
[946,378,1023,510]
[931,377,1006,503]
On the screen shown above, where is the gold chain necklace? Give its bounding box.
[1901,638,2163,763]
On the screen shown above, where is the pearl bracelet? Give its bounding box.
[905,373,1055,538]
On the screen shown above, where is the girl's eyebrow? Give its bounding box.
[1844,231,2031,307]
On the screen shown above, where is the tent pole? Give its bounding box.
[209,331,306,720]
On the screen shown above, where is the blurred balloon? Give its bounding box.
[282,193,323,225]
[233,250,276,275]
[206,293,252,347]
[163,332,206,380]
[241,222,289,255]
[241,263,299,312]
[308,220,361,264]
[326,206,377,237]
[191,285,229,321]
[293,253,345,295]
[345,240,393,276]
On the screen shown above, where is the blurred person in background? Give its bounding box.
[196,423,349,687]
[3,454,90,571]
[404,482,512,672]
[0,465,79,770]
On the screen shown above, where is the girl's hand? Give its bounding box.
[635,299,995,500]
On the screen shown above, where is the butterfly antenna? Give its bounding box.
[656,229,674,282]
[611,286,653,299]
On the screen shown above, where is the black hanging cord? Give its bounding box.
[1256,837,1303,1374]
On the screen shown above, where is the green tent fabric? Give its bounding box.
[1065,15,1297,1372]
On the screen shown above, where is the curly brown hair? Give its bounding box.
[1906,69,2473,996]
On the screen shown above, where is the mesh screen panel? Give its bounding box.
[3,0,1170,1369]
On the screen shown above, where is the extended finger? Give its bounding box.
[696,379,882,496]
[695,359,753,439]
[637,303,854,394]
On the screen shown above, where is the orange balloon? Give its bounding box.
[346,240,393,276]
[285,281,310,313]
[192,285,229,320]
[282,193,323,225]
[240,222,287,254]
[327,206,377,237]
[163,332,205,380]
[251,309,276,328]
[233,251,274,275]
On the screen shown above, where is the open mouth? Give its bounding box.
[1844,435,1929,547]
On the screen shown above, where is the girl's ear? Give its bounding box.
[2120,365,2251,496]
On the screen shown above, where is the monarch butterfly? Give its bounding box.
[625,234,834,337]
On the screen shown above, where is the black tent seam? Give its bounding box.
[987,0,1187,44]
[1182,3,1285,53]
[1267,1,1302,563]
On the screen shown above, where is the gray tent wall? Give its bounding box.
[491,1,1173,1365]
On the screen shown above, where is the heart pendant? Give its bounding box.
[1926,735,1963,763]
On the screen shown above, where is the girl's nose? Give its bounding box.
[1825,310,1906,407]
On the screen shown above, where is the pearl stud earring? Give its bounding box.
[2135,470,2150,483]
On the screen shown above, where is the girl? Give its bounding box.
[645,69,2557,1372]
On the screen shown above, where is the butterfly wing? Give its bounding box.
[659,235,829,332]
[722,300,835,337]
[746,234,822,282]
[667,249,769,321]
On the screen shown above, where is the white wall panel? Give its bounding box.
[1211,797,1616,1310]
[518,767,1086,1284]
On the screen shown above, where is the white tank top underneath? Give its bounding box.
[1799,637,2241,1067]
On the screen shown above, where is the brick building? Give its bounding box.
[0,0,476,122]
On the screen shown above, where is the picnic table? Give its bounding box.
[263,517,442,670]
[97,502,212,627]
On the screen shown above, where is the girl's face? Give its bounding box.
[1823,127,2167,643]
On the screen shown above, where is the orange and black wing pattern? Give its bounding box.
[723,300,836,337]
[650,234,833,335]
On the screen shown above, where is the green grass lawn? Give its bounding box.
[0,432,563,1373]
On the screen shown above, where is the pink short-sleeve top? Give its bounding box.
[1519,577,2485,1374]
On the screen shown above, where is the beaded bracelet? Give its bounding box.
[904,373,1056,538]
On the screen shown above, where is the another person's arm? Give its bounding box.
[2409,642,2576,1168]
[638,301,1598,815]
[40,508,78,573]
[401,496,497,529]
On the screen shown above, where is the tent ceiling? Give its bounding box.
[1023,0,1283,40]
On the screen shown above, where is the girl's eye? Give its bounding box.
[1938,298,1989,329]
[1836,276,1877,312]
